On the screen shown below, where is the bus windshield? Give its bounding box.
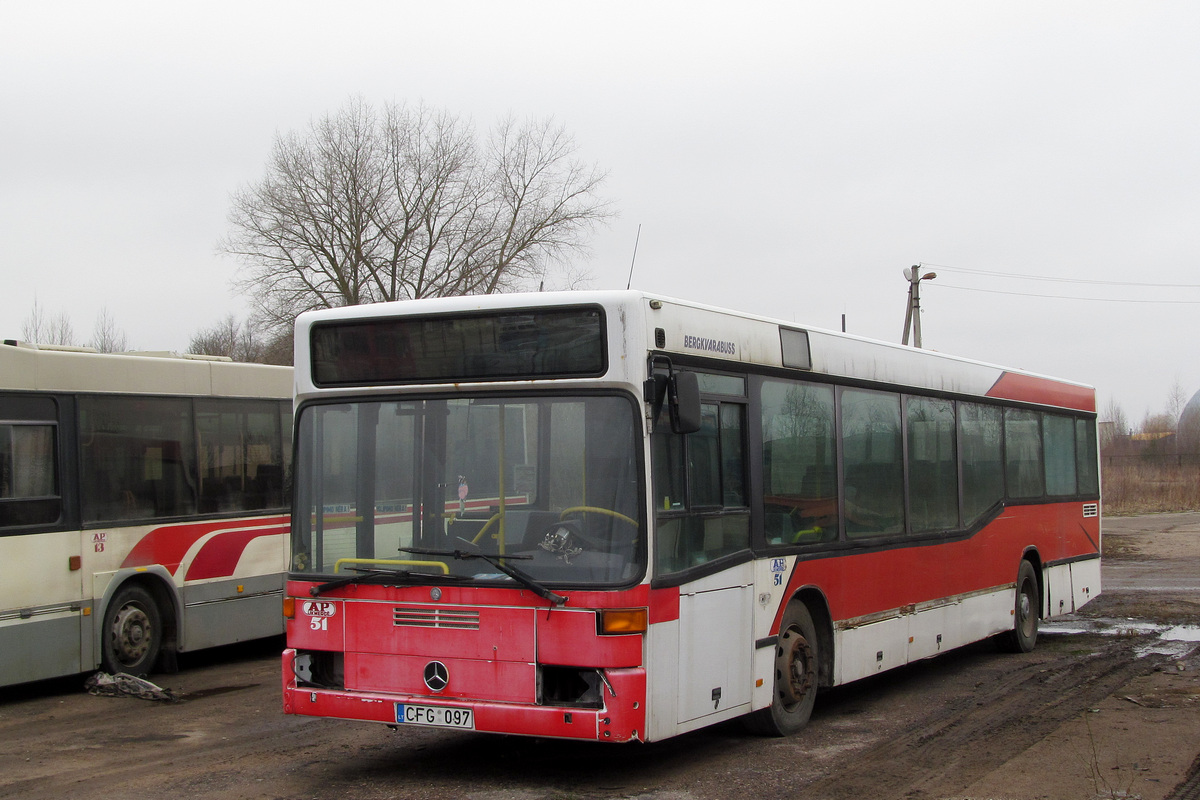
[291,393,644,587]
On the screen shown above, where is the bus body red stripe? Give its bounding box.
[986,372,1096,412]
[120,515,290,577]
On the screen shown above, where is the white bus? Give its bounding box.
[1,341,292,686]
[281,291,1100,742]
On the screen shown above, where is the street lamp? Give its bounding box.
[901,265,937,348]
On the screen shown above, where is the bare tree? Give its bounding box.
[1099,397,1128,450]
[1166,377,1189,427]
[189,314,265,362]
[89,307,128,353]
[21,298,77,346]
[222,98,612,336]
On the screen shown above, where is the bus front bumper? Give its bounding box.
[282,648,646,743]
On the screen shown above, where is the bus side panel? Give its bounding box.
[833,587,1015,686]
[1044,558,1101,618]
[834,616,910,682]
[776,503,1097,631]
[0,530,85,686]
[1070,559,1101,613]
[0,614,84,685]
[645,617,680,742]
[179,573,286,652]
[95,516,289,654]
[768,504,1099,690]
[647,563,755,737]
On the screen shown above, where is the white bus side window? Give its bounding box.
[0,395,61,529]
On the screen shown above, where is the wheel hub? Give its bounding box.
[112,605,152,665]
[777,627,815,707]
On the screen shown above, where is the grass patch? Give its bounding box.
[1102,462,1200,516]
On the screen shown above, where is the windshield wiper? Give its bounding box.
[401,547,567,607]
[309,567,462,597]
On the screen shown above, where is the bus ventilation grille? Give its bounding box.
[393,606,481,630]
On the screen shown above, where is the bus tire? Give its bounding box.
[101,584,163,677]
[744,602,819,736]
[1003,560,1039,654]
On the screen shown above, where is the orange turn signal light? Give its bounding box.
[283,596,295,620]
[599,608,648,635]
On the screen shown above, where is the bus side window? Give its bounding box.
[1075,418,1099,496]
[1005,409,1044,499]
[906,396,958,533]
[80,396,198,523]
[197,399,287,513]
[0,422,60,528]
[959,403,1004,524]
[0,396,62,530]
[1043,414,1078,496]
[760,379,837,546]
[841,389,904,538]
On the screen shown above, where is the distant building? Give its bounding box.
[1180,389,1200,452]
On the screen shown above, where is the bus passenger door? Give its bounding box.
[652,392,755,730]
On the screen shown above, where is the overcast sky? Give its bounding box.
[3,1,1198,421]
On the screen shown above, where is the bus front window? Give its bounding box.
[292,394,644,587]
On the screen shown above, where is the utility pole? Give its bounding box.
[901,265,937,347]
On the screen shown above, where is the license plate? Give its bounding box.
[395,703,475,729]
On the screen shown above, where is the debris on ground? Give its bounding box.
[84,672,180,702]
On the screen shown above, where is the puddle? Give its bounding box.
[1042,618,1200,658]
[1160,625,1200,643]
[1042,619,1163,637]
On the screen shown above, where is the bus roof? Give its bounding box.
[0,341,292,399]
[293,290,1095,413]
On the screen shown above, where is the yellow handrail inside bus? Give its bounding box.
[332,558,449,575]
[469,512,504,546]
[560,506,639,528]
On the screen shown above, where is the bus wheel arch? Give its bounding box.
[745,591,831,736]
[100,577,177,677]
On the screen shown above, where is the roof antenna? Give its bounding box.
[625,224,642,290]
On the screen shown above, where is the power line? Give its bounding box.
[920,261,1200,290]
[934,282,1200,304]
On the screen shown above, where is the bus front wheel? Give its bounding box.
[101,584,163,677]
[745,602,819,736]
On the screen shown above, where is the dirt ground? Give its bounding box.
[1,513,1199,800]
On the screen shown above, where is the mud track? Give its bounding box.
[798,635,1172,800]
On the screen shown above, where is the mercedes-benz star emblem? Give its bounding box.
[424,661,449,692]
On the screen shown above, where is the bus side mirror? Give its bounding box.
[670,371,702,434]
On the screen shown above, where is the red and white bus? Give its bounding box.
[1,342,292,687]
[281,291,1099,742]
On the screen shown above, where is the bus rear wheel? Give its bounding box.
[1002,560,1040,653]
[101,584,162,677]
[745,602,819,736]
